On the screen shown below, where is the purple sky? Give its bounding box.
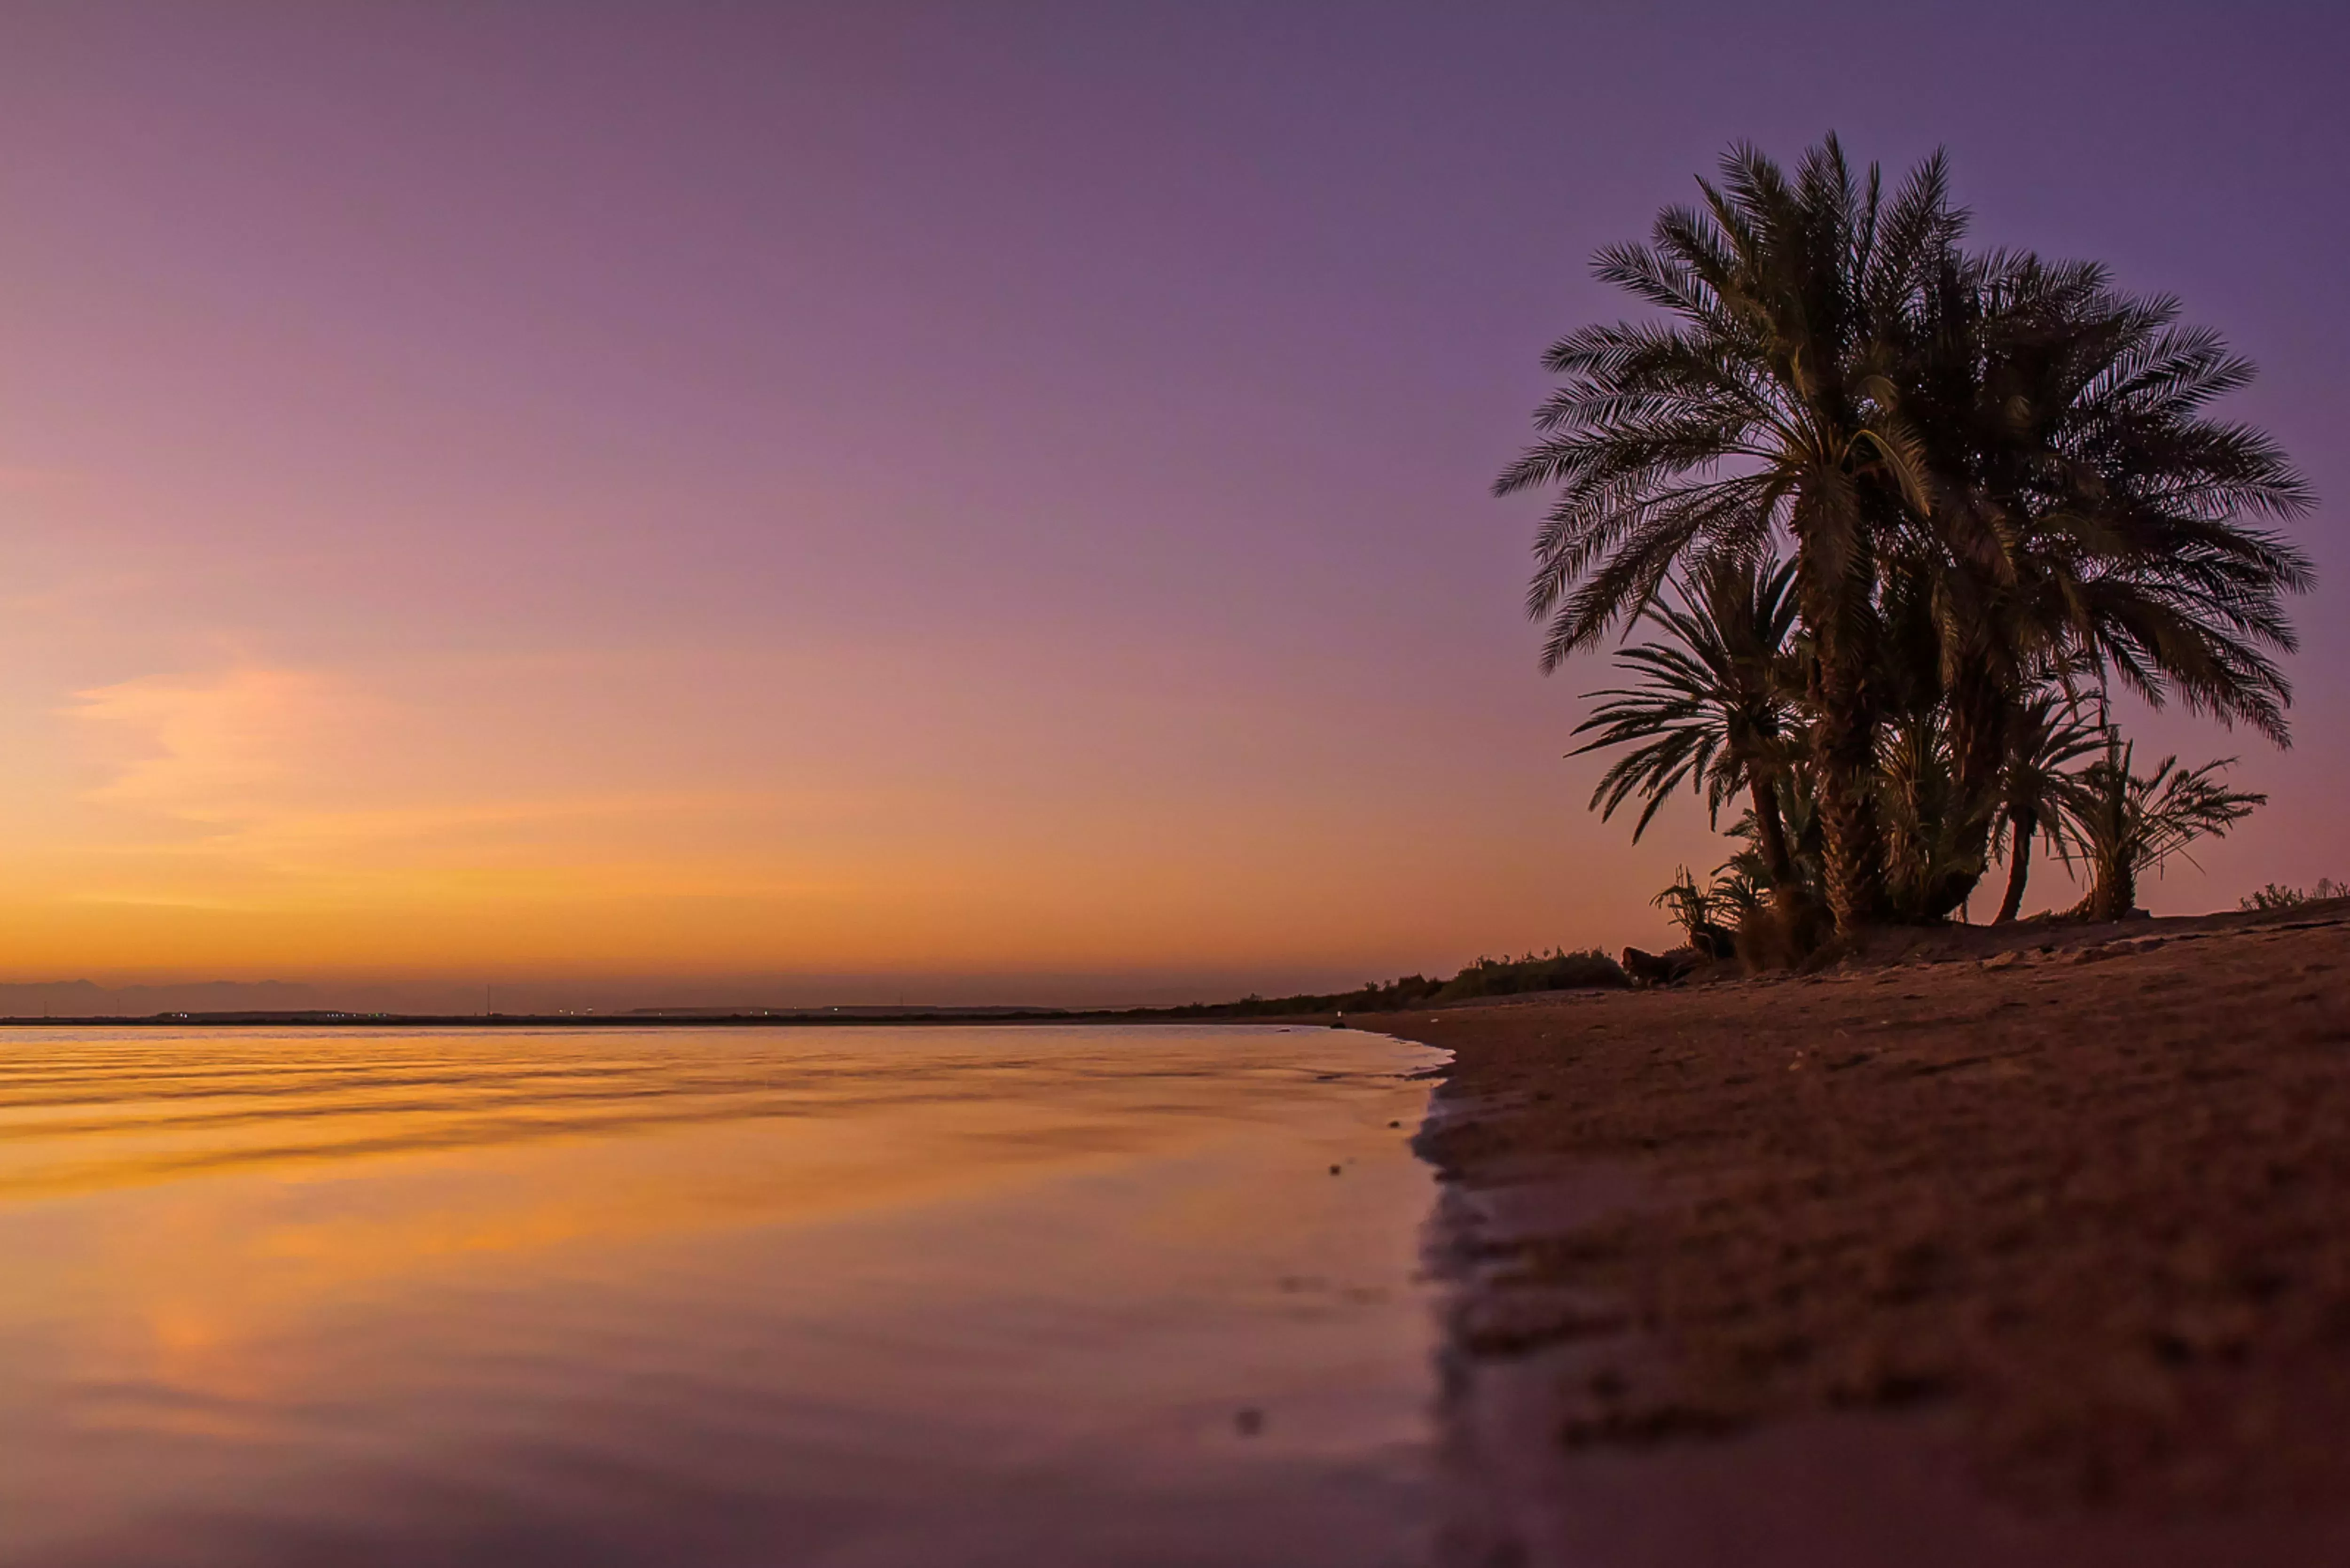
[0,3,2342,1006]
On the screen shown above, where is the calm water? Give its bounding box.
[0,1024,1445,1567]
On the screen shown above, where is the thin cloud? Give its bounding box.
[57,663,880,911]
[70,666,352,820]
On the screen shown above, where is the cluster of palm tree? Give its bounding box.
[1597,566,2269,939]
[1499,137,2311,952]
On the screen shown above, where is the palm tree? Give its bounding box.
[1896,250,2313,913]
[1499,137,1965,933]
[1569,553,1803,882]
[2051,736,2264,922]
[1504,139,2313,935]
[1989,686,2105,922]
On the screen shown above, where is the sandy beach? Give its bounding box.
[1360,901,2350,1565]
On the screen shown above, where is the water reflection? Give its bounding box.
[0,1025,1441,1567]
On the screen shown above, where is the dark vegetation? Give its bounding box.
[2241,877,2348,912]
[1501,136,2311,967]
[1165,948,1627,1017]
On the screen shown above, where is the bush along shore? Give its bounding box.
[1165,949,1627,1018]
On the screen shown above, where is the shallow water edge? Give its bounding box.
[0,1022,1447,1568]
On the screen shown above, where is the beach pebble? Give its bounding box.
[1235,1407,1264,1436]
[1329,1163,1343,1175]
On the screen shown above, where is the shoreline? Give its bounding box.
[1357,902,2350,1564]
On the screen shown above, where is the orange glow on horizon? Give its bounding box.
[1,6,2340,1004]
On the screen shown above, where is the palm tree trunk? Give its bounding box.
[1993,805,2035,923]
[1749,776,1794,886]
[1813,641,1884,933]
[2087,857,2134,924]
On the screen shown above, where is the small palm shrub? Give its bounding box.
[2053,739,2265,922]
[1652,869,1737,957]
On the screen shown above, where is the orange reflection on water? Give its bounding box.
[0,1023,1441,1567]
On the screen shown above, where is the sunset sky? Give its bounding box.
[2,3,2343,1008]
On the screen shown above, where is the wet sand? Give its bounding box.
[1362,901,2350,1566]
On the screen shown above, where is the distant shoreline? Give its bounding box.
[10,902,2336,1029]
[0,1005,1280,1029]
